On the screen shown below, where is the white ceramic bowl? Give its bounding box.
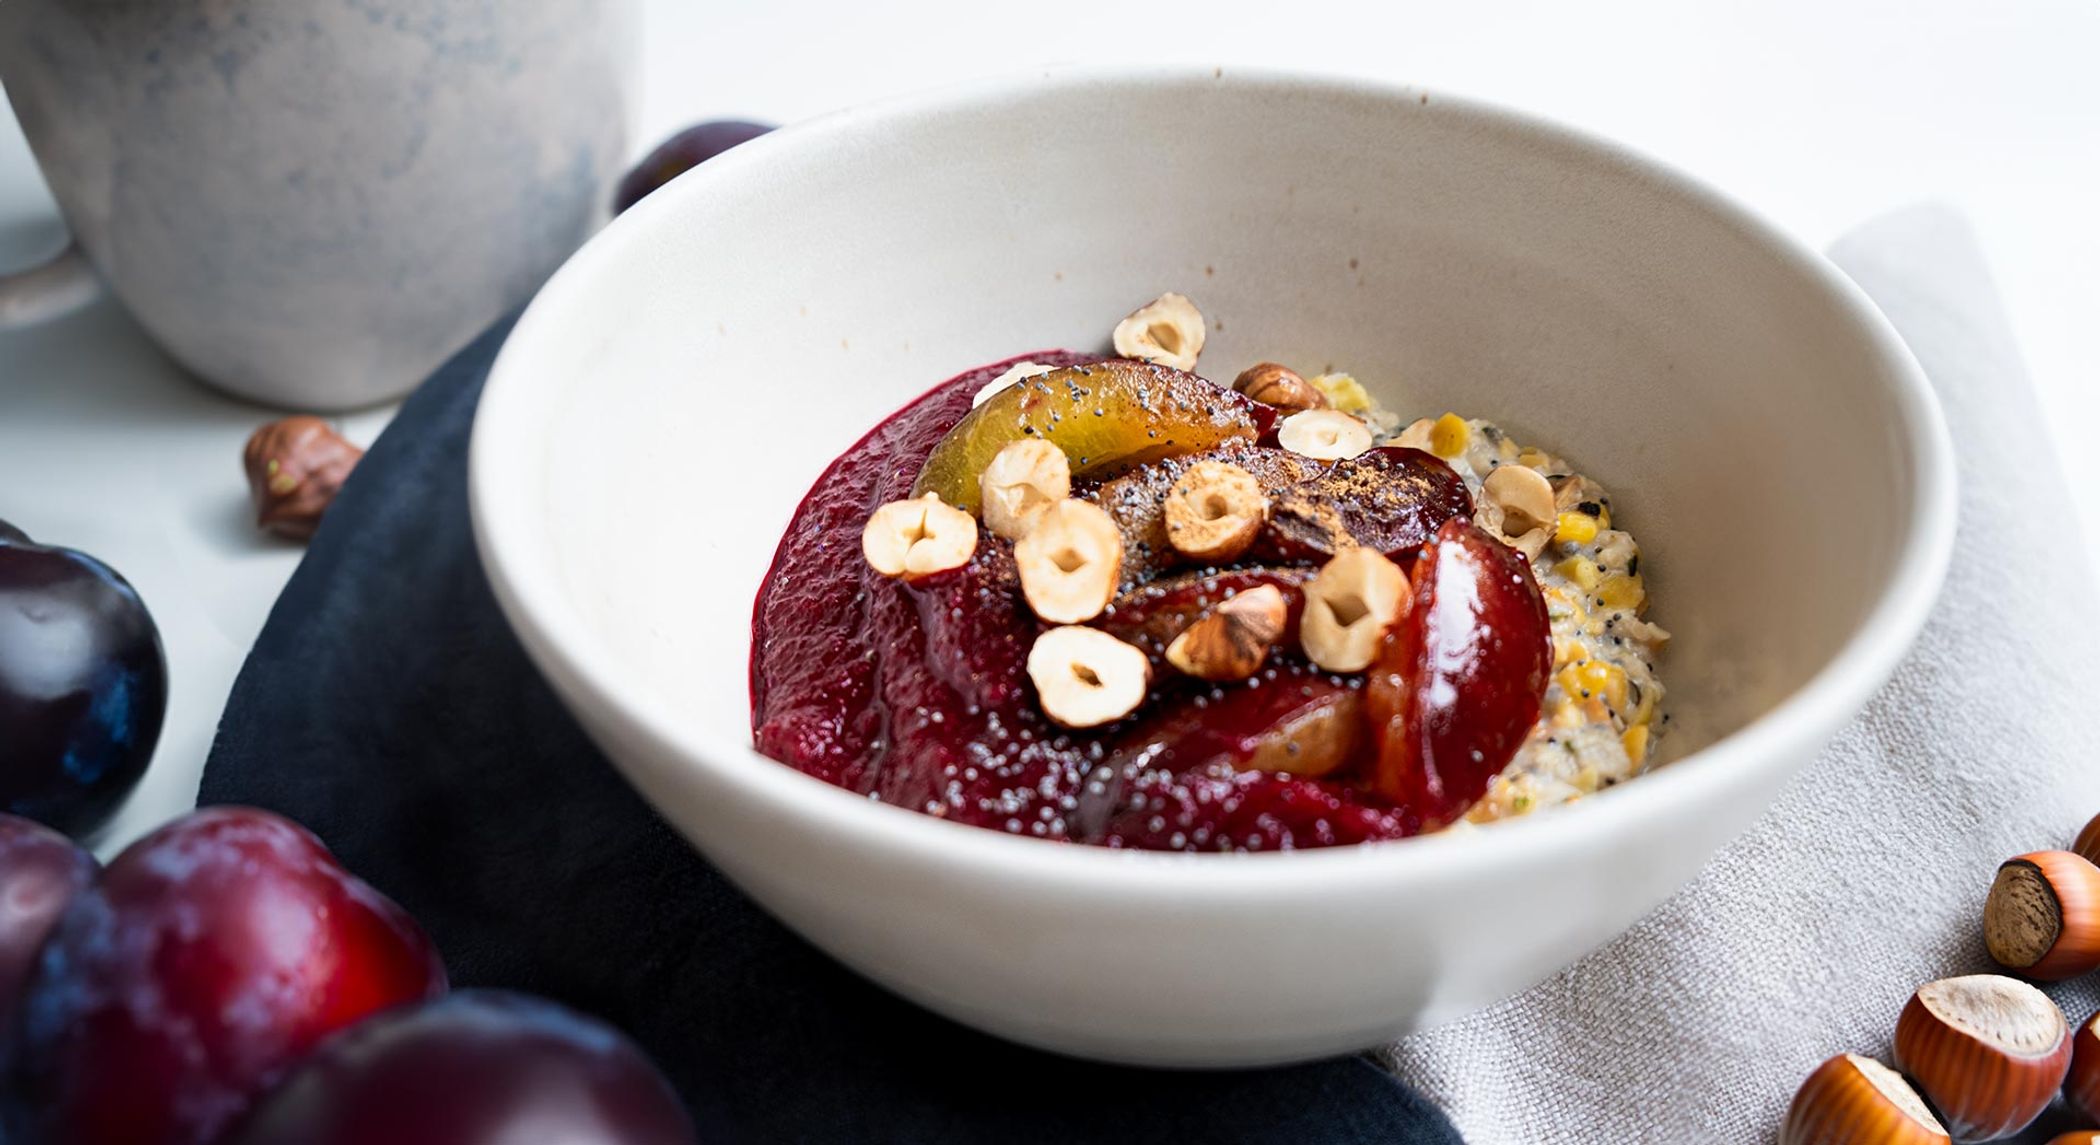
[470,68,1954,1067]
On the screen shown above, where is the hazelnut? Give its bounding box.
[1163,460,1269,564]
[862,494,978,579]
[1482,465,1557,537]
[1984,851,2100,980]
[2073,810,2100,866]
[979,439,1071,540]
[242,416,365,541]
[1277,409,1373,462]
[1232,362,1328,414]
[1394,417,1437,452]
[1166,585,1288,681]
[1014,499,1123,623]
[1781,1054,1949,1145]
[1027,625,1150,728]
[1893,974,2070,1142]
[973,360,1056,408]
[1300,547,1410,672]
[2068,1009,2100,1125]
[1112,292,1205,372]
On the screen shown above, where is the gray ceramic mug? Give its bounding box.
[0,0,638,409]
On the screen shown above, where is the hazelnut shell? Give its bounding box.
[2066,1009,2100,1126]
[1780,1054,1948,1145]
[1984,850,2100,980]
[2073,810,2100,867]
[1892,974,2069,1142]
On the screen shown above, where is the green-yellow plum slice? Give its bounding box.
[911,360,1259,512]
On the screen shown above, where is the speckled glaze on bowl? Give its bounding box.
[469,68,1954,1066]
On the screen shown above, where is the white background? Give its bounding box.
[2,0,2096,852]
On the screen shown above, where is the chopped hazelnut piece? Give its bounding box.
[1232,362,1327,414]
[1394,417,1437,452]
[862,494,978,579]
[1277,409,1374,461]
[1300,547,1410,672]
[1028,626,1150,728]
[1163,460,1269,564]
[1166,585,1288,681]
[1112,292,1206,372]
[1014,499,1123,623]
[979,439,1071,540]
[973,360,1057,408]
[1482,464,1556,537]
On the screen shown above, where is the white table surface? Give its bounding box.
[4,0,2096,856]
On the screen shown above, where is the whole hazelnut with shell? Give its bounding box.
[242,417,365,541]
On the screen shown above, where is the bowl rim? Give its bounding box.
[469,63,1957,893]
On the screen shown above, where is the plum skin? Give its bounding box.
[1,806,447,1145]
[220,991,696,1145]
[0,814,96,1027]
[0,519,168,837]
[613,120,774,214]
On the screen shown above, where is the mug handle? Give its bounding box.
[0,241,97,328]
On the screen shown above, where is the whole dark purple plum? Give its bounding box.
[613,120,774,214]
[221,991,695,1145]
[0,520,166,837]
[0,815,95,1026]
[3,807,446,1145]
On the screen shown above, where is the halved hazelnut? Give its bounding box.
[1893,974,2070,1142]
[1300,547,1410,672]
[862,494,977,579]
[979,439,1071,541]
[1163,460,1269,564]
[1166,585,1287,681]
[1027,626,1150,728]
[1985,851,2100,980]
[973,360,1056,407]
[1014,499,1124,623]
[1482,465,1557,538]
[2068,1009,2100,1125]
[2074,810,2100,867]
[1112,292,1205,372]
[1277,409,1373,462]
[1394,417,1437,452]
[1232,362,1327,414]
[1781,1054,1949,1145]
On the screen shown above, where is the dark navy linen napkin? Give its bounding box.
[198,320,1464,1145]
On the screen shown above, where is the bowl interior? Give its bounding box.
[479,70,1934,836]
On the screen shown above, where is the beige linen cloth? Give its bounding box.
[1382,205,2100,1143]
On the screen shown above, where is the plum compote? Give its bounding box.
[750,293,1661,851]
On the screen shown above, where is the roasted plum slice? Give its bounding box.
[1094,567,1312,663]
[1250,446,1473,566]
[1366,518,1552,830]
[1091,444,1470,584]
[911,359,1261,512]
[1113,665,1364,780]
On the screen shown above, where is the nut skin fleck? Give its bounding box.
[1232,362,1328,415]
[242,417,364,541]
